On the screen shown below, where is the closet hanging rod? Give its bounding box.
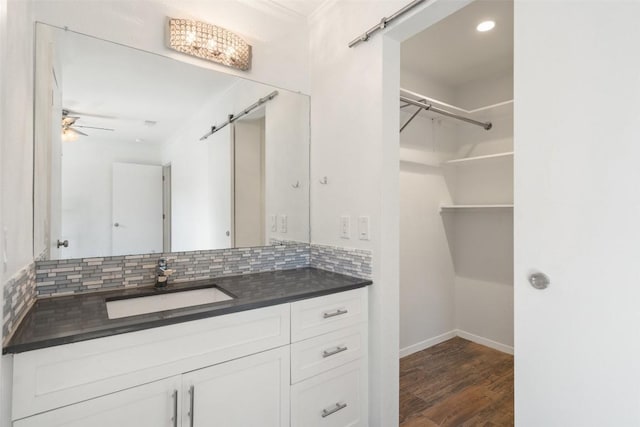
[348,0,428,48]
[400,95,492,131]
[199,90,279,141]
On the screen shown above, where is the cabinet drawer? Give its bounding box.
[291,360,367,427]
[291,288,367,342]
[291,324,366,384]
[12,304,290,420]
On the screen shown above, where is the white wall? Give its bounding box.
[1,0,33,283]
[60,139,163,258]
[399,72,458,355]
[264,90,310,243]
[32,0,310,94]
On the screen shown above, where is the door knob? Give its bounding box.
[528,272,550,290]
[114,222,120,227]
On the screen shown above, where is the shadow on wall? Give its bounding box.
[442,209,514,285]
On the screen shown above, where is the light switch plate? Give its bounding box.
[280,215,288,233]
[340,216,350,239]
[358,216,370,240]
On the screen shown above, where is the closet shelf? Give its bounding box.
[440,204,514,212]
[443,151,513,166]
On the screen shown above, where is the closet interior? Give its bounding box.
[399,0,514,373]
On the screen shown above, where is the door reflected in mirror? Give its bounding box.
[33,23,310,260]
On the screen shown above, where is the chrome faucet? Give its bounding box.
[155,257,175,288]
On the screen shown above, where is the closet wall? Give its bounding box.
[400,68,514,355]
[399,71,457,355]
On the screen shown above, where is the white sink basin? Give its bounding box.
[106,286,234,319]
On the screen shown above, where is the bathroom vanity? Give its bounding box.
[4,18,375,427]
[4,268,371,426]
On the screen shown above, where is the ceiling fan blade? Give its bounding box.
[64,109,119,120]
[69,127,88,137]
[74,125,115,132]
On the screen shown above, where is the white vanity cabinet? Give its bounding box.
[10,287,368,427]
[14,347,290,427]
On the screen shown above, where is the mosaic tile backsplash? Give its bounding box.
[35,243,311,297]
[3,261,37,343]
[310,244,372,279]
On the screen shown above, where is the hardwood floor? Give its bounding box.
[399,337,514,427]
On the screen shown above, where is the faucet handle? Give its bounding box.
[158,257,168,268]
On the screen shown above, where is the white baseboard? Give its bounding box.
[455,329,514,355]
[399,330,457,358]
[399,329,514,358]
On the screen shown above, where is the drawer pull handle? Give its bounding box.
[322,402,348,418]
[323,346,348,358]
[188,385,195,427]
[323,308,348,319]
[171,389,178,427]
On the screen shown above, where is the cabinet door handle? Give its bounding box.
[322,346,348,358]
[323,308,348,319]
[188,385,195,427]
[171,390,178,427]
[321,402,348,418]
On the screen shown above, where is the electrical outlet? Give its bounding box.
[280,215,288,233]
[340,216,350,239]
[270,215,277,232]
[358,216,370,240]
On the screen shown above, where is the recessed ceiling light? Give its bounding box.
[477,20,495,32]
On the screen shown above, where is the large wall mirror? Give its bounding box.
[33,23,310,260]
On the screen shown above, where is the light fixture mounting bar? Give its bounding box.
[200,91,279,141]
[348,0,428,48]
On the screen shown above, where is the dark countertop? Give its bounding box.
[4,267,372,354]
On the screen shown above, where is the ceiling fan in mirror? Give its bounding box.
[61,109,115,142]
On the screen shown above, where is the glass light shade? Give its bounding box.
[167,18,252,71]
[61,128,78,142]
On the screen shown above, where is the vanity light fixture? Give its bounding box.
[476,20,496,32]
[167,18,252,71]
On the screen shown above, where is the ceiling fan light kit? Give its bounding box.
[61,110,115,141]
[166,17,252,71]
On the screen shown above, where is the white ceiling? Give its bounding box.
[261,0,330,18]
[57,28,239,145]
[401,0,513,88]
